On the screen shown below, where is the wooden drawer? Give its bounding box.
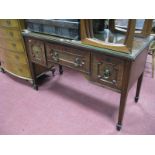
[0,48,28,65]
[0,39,25,52]
[27,38,46,66]
[0,20,19,29]
[0,28,21,40]
[91,53,124,90]
[1,60,31,78]
[46,43,90,73]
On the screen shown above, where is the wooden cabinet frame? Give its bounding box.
[80,19,153,53]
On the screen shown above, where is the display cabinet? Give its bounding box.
[23,19,154,130]
[26,19,80,40]
[81,19,153,53]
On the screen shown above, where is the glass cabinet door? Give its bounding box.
[80,19,153,53]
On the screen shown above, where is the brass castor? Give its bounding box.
[135,97,139,103]
[116,123,122,131]
[33,84,38,91]
[59,69,63,75]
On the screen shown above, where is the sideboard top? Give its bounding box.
[22,30,155,60]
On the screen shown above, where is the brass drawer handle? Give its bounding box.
[74,57,85,67]
[98,69,117,85]
[112,80,116,84]
[51,51,59,62]
[103,69,111,79]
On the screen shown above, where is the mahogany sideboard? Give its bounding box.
[22,30,154,131]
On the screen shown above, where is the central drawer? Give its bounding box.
[46,43,90,73]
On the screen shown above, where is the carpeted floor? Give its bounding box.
[0,56,155,135]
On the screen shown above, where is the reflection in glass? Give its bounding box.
[80,19,153,53]
[92,19,148,45]
[93,19,126,44]
[115,19,145,30]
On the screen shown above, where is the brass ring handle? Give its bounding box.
[74,57,85,67]
[112,80,116,84]
[103,69,111,79]
[51,51,59,62]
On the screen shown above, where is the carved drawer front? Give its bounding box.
[0,39,25,52]
[46,43,90,73]
[92,53,124,90]
[28,39,46,66]
[0,28,21,40]
[0,20,19,28]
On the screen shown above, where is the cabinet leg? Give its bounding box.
[135,73,144,103]
[33,83,38,90]
[51,67,56,76]
[116,123,122,131]
[31,62,38,91]
[152,51,155,78]
[117,91,128,131]
[59,65,63,75]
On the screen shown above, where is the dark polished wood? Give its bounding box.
[135,73,144,103]
[31,62,38,90]
[23,31,154,131]
[28,39,47,66]
[91,53,124,90]
[46,43,91,74]
[117,60,131,130]
[59,65,63,75]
